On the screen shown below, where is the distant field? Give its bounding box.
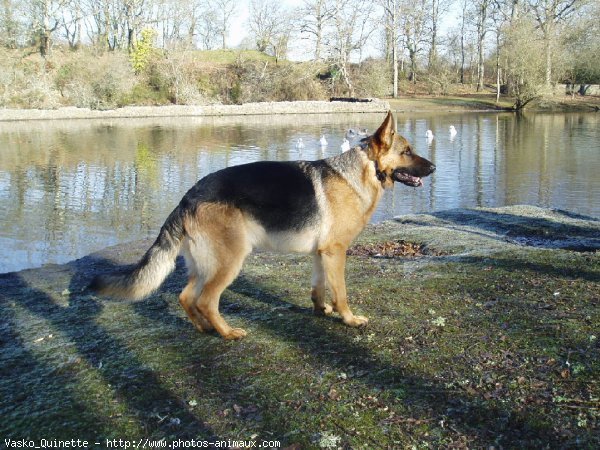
[389,93,600,112]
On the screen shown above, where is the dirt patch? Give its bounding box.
[347,240,442,258]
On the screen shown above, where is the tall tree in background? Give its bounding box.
[562,1,600,89]
[298,0,333,60]
[210,0,237,49]
[26,0,68,56]
[249,0,281,52]
[60,0,82,49]
[458,0,468,83]
[328,0,375,95]
[428,0,453,70]
[380,0,401,97]
[196,3,220,50]
[401,0,427,83]
[472,0,491,91]
[502,15,546,109]
[527,0,582,87]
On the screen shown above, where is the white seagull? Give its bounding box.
[296,138,305,149]
[426,130,434,140]
[340,138,350,152]
[320,135,328,147]
[449,125,457,138]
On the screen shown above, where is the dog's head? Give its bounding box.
[367,111,436,189]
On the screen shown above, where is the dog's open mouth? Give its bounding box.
[392,170,423,187]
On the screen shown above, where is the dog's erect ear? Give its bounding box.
[372,110,395,151]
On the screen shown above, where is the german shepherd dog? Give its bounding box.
[90,111,435,339]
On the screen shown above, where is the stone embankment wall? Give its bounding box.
[0,100,390,122]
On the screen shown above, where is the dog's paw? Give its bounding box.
[314,303,334,316]
[223,328,247,340]
[344,315,369,327]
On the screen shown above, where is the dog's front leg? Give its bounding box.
[311,253,333,316]
[320,247,369,327]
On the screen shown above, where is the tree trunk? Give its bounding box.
[39,31,50,57]
[391,0,398,97]
[128,28,134,51]
[460,1,466,84]
[477,31,485,91]
[315,22,322,60]
[408,48,417,83]
[544,34,552,86]
[393,45,398,97]
[496,31,500,102]
[428,0,438,69]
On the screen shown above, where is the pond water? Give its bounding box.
[0,111,599,273]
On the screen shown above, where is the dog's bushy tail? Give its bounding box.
[89,207,185,300]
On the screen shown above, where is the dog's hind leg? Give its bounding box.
[187,213,251,340]
[320,246,369,327]
[180,205,252,339]
[179,243,214,332]
[194,255,248,340]
[311,253,333,316]
[179,276,214,332]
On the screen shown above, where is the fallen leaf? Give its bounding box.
[328,388,341,401]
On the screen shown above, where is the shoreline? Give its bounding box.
[1,96,597,122]
[0,100,390,122]
[3,205,598,277]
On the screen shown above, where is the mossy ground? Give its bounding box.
[1,207,598,448]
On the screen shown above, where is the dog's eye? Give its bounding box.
[403,149,412,155]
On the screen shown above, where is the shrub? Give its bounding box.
[55,51,135,109]
[353,59,391,98]
[130,29,158,74]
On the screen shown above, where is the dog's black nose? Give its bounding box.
[429,163,436,174]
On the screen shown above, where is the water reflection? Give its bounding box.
[0,112,598,273]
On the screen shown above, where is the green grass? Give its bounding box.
[389,95,515,112]
[1,208,598,448]
[389,93,600,113]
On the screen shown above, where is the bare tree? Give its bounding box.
[328,0,376,95]
[527,0,582,86]
[60,0,82,48]
[428,0,453,69]
[248,0,282,52]
[297,0,334,60]
[25,0,69,56]
[471,0,491,91]
[210,0,237,49]
[196,3,220,49]
[501,15,546,109]
[380,0,401,97]
[562,1,600,91]
[458,0,468,83]
[401,0,428,83]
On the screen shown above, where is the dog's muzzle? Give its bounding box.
[392,163,435,187]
